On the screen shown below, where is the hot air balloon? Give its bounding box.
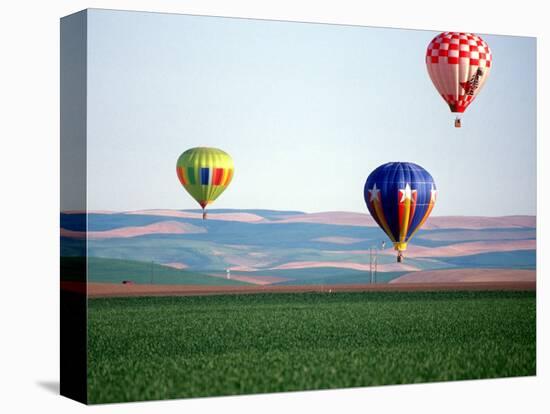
[176,147,234,219]
[426,32,492,127]
[364,162,437,262]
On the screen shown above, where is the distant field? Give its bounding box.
[88,291,536,404]
[61,257,248,286]
[61,210,536,278]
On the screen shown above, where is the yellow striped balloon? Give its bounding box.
[176,147,234,219]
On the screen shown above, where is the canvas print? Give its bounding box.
[60,9,536,405]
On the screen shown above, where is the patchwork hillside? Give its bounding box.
[61,209,536,285]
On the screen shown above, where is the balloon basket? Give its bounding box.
[454,116,462,128]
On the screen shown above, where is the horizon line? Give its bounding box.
[60,208,537,219]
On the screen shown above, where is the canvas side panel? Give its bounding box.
[60,9,88,404]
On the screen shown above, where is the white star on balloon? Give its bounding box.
[368,183,381,202]
[430,185,437,202]
[399,184,416,202]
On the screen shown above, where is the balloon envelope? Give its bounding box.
[426,32,492,123]
[364,162,437,254]
[176,147,234,212]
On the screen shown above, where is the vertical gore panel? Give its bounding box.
[176,167,186,185]
[187,167,196,184]
[212,168,224,185]
[201,167,210,185]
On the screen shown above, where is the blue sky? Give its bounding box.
[86,9,536,216]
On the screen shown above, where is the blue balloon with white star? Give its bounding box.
[364,162,437,260]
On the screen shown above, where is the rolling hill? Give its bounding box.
[61,256,249,286]
[60,209,536,286]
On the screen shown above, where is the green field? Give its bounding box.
[87,291,536,404]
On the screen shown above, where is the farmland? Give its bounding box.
[61,210,536,283]
[61,256,247,286]
[87,290,536,404]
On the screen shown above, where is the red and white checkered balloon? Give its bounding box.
[426,32,492,126]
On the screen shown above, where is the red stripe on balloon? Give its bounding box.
[408,192,418,229]
[398,196,406,235]
[176,167,187,185]
[212,168,224,185]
